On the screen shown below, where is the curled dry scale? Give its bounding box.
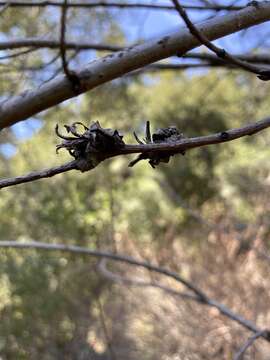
[56,121,125,171]
[1,116,270,190]
[130,121,185,168]
[55,120,186,170]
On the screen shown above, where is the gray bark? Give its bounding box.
[1,2,270,130]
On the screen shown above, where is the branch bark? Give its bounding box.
[0,1,244,11]
[171,0,270,78]
[3,39,270,67]
[1,116,270,189]
[0,160,77,188]
[0,38,122,51]
[184,52,270,65]
[0,240,269,342]
[1,2,270,130]
[98,258,201,301]
[233,330,270,360]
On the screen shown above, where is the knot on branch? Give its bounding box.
[66,70,84,95]
[257,70,270,81]
[129,121,185,168]
[56,121,125,172]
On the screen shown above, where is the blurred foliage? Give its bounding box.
[1,5,270,360]
[1,68,270,358]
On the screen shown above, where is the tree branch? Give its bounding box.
[1,116,270,189]
[2,61,270,78]
[1,2,270,130]
[97,258,267,340]
[98,258,200,301]
[0,240,208,300]
[60,0,69,77]
[2,39,270,68]
[0,160,77,189]
[59,0,81,93]
[0,38,122,51]
[171,0,270,79]
[0,1,245,12]
[233,330,270,360]
[0,240,269,342]
[184,52,270,65]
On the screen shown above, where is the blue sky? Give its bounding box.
[117,0,269,51]
[0,118,42,157]
[1,0,269,157]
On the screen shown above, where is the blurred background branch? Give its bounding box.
[0,1,270,358]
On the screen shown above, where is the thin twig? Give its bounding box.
[0,1,245,11]
[1,62,270,77]
[0,240,210,301]
[184,52,270,66]
[0,240,269,341]
[60,0,70,77]
[1,38,270,68]
[171,0,270,80]
[1,39,270,67]
[1,116,270,189]
[2,4,270,129]
[0,160,77,189]
[98,259,267,337]
[60,0,81,93]
[1,39,270,68]
[233,330,270,360]
[0,48,38,61]
[98,258,200,301]
[0,38,122,52]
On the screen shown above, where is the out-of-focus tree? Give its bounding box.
[1,1,270,359]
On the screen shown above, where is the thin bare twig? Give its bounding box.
[98,258,200,301]
[2,38,270,68]
[0,240,209,301]
[0,1,245,12]
[171,0,270,80]
[0,240,269,341]
[0,38,122,52]
[0,48,38,61]
[98,259,270,343]
[0,38,270,67]
[233,330,270,360]
[1,62,270,78]
[2,4,270,129]
[0,160,77,189]
[184,52,270,66]
[60,0,81,93]
[60,0,70,77]
[1,116,270,189]
[1,39,270,68]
